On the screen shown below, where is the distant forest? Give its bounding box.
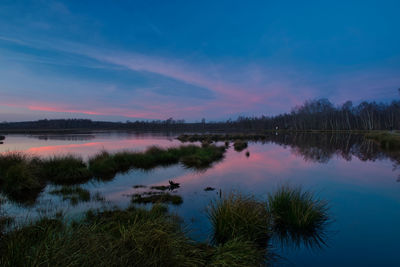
[1,97,400,132]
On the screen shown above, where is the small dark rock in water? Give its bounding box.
[151,181,180,191]
[204,187,215,191]
[151,185,170,191]
[169,180,180,190]
[133,185,147,189]
[0,142,3,145]
[0,135,5,141]
[245,151,250,157]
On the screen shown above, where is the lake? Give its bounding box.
[0,132,399,266]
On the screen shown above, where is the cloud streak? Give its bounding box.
[0,15,399,122]
[1,34,318,119]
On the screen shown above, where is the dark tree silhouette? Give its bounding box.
[1,97,399,132]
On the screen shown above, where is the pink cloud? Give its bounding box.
[28,105,103,116]
[0,36,318,119]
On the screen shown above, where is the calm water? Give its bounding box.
[1,132,399,266]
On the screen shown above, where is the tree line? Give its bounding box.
[242,98,400,131]
[0,98,399,132]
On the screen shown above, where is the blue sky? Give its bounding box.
[0,0,399,121]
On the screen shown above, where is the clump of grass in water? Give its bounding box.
[131,192,183,205]
[41,155,92,185]
[0,206,206,267]
[150,185,170,191]
[365,131,400,151]
[0,145,227,205]
[207,192,270,247]
[201,139,212,147]
[50,186,91,206]
[132,185,146,189]
[88,150,120,180]
[0,152,31,176]
[0,152,45,204]
[0,153,91,203]
[89,145,227,179]
[177,133,270,143]
[233,140,248,152]
[180,145,226,169]
[210,239,265,266]
[204,187,215,191]
[267,185,329,248]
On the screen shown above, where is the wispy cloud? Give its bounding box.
[0,31,399,120]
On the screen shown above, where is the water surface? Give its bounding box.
[0,132,399,266]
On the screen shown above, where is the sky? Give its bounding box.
[0,0,399,122]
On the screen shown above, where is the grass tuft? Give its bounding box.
[208,192,270,247]
[210,239,265,267]
[0,207,205,267]
[0,153,44,204]
[204,187,215,191]
[150,185,171,191]
[267,185,330,248]
[88,150,120,180]
[233,140,248,152]
[41,155,92,185]
[89,145,227,179]
[180,145,226,169]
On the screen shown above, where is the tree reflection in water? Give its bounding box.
[258,132,400,181]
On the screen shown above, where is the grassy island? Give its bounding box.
[0,145,226,204]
